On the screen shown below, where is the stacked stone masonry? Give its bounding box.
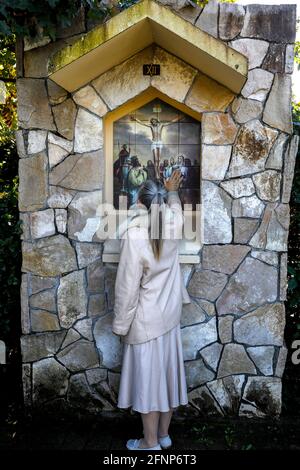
[17,0,299,418]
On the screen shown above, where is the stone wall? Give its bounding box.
[16,0,299,418]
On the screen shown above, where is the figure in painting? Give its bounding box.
[146,160,156,181]
[114,144,131,191]
[130,114,184,179]
[127,156,148,206]
[160,159,170,180]
[173,154,188,185]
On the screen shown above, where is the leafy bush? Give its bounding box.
[0,139,22,343]
[0,0,139,39]
[286,134,300,342]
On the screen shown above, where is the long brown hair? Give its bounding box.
[136,179,168,260]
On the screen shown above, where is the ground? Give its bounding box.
[1,350,299,452]
[1,409,300,451]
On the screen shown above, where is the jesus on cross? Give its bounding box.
[130,113,183,179]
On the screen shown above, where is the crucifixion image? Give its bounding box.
[130,113,183,179]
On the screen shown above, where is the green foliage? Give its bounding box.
[241,443,255,450]
[292,40,300,124]
[293,101,300,124]
[0,35,17,145]
[0,0,81,39]
[0,137,22,419]
[0,32,21,344]
[282,93,300,415]
[118,0,140,9]
[0,0,139,40]
[288,36,300,341]
[0,139,22,341]
[286,130,300,342]
[195,0,236,6]
[224,425,236,449]
[191,424,214,448]
[295,42,300,68]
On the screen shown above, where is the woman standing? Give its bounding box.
[112,169,191,451]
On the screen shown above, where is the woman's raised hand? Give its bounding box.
[163,169,183,192]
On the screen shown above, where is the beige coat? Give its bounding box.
[112,190,191,344]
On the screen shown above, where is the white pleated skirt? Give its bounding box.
[117,323,189,414]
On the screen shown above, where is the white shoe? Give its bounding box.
[126,438,162,450]
[158,434,172,449]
